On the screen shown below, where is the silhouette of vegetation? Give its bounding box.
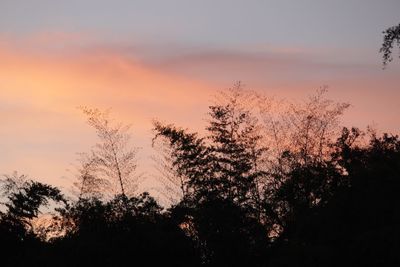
[1,85,399,266]
[380,23,400,66]
[75,107,139,199]
[0,172,67,266]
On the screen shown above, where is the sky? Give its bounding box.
[0,0,399,196]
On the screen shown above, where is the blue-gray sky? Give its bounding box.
[1,0,400,49]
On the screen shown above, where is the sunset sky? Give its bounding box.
[1,0,399,195]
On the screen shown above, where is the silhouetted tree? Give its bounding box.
[0,173,66,233]
[206,83,267,208]
[259,87,349,167]
[1,85,400,267]
[380,23,400,66]
[52,192,200,267]
[151,135,188,205]
[257,88,350,236]
[171,196,268,267]
[74,152,107,199]
[0,173,67,266]
[154,83,267,209]
[77,107,139,199]
[153,83,271,265]
[153,121,212,202]
[267,128,400,266]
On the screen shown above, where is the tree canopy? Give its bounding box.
[380,23,400,66]
[1,85,399,266]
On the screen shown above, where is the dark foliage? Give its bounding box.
[269,129,400,267]
[380,23,400,66]
[1,88,399,266]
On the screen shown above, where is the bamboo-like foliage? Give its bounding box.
[76,107,138,199]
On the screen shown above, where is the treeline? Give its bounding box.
[1,84,399,266]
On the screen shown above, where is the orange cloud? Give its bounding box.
[0,42,216,121]
[0,42,215,191]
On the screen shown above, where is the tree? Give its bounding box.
[77,107,139,199]
[153,83,272,265]
[73,152,108,200]
[206,82,267,210]
[152,121,211,202]
[380,23,400,66]
[259,87,350,167]
[256,87,350,238]
[54,193,200,267]
[0,172,66,238]
[269,129,400,266]
[183,197,268,267]
[153,83,267,207]
[151,135,188,205]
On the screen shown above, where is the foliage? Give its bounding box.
[380,23,400,66]
[76,107,139,199]
[1,86,399,266]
